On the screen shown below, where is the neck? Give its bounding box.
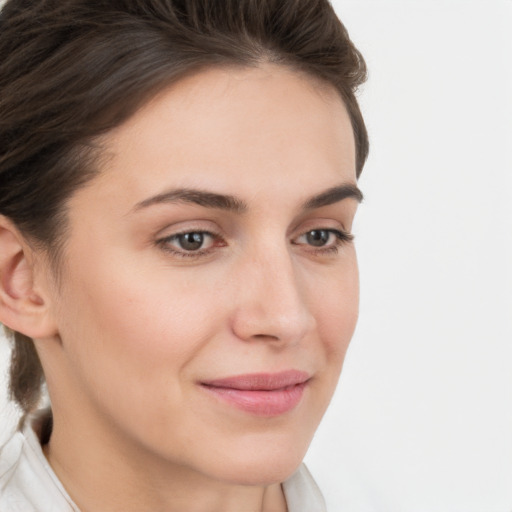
[42,410,288,512]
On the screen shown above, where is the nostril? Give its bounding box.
[251,333,280,341]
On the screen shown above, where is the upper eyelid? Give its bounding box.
[290,213,352,232]
[157,230,221,247]
[293,224,352,237]
[162,228,217,238]
[157,225,351,240]
[156,223,221,239]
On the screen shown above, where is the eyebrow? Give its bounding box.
[132,183,363,214]
[133,188,248,214]
[302,183,363,209]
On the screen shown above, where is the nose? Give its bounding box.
[230,247,316,346]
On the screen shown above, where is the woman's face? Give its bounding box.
[41,65,361,485]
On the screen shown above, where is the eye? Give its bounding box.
[304,229,332,247]
[293,228,353,252]
[173,232,209,251]
[157,230,222,257]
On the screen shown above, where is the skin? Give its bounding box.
[4,64,361,511]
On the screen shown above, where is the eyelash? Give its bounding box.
[156,228,354,259]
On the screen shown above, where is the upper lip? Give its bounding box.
[200,370,311,391]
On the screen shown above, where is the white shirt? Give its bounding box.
[0,418,327,512]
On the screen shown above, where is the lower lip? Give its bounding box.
[200,381,308,417]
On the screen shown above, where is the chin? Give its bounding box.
[206,438,309,486]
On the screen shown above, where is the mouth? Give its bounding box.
[200,370,311,417]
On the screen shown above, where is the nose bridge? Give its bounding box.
[231,239,315,343]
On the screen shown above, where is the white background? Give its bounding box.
[1,1,511,511]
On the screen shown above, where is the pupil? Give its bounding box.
[179,232,204,251]
[307,230,329,247]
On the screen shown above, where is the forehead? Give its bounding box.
[84,64,357,206]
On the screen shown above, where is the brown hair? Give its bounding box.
[0,0,369,417]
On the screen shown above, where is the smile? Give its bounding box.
[200,370,310,417]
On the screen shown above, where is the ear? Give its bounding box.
[0,215,58,339]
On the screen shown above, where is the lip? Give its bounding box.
[200,370,310,417]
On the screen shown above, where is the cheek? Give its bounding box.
[311,253,359,367]
[54,255,224,410]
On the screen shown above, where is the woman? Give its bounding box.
[0,0,368,510]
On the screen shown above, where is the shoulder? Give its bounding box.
[0,415,78,512]
[0,427,39,512]
[283,463,327,512]
[0,432,28,512]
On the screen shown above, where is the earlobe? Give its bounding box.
[0,216,57,339]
